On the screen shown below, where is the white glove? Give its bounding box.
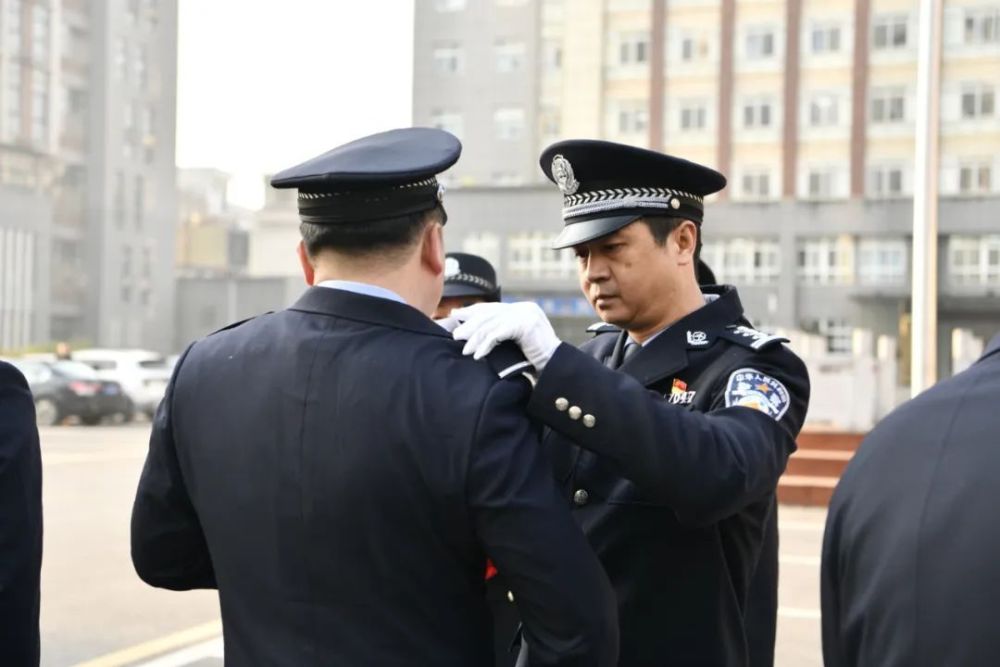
[434,314,462,333]
[452,302,562,371]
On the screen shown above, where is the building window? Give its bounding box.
[868,164,905,198]
[679,34,710,63]
[798,237,854,285]
[870,88,906,123]
[5,64,22,140]
[964,8,1000,45]
[745,28,776,60]
[615,101,649,135]
[679,101,707,131]
[873,15,908,50]
[701,238,780,285]
[494,107,525,141]
[31,3,50,63]
[806,168,836,199]
[429,110,463,140]
[135,47,148,88]
[742,98,773,129]
[809,93,840,127]
[543,40,562,72]
[949,236,1000,286]
[462,232,501,270]
[432,44,463,75]
[740,169,772,200]
[961,84,996,119]
[31,73,48,144]
[114,171,126,227]
[816,318,854,355]
[811,24,842,53]
[434,0,465,11]
[495,40,526,73]
[115,38,128,79]
[858,239,907,285]
[134,175,145,228]
[618,32,650,66]
[508,233,575,279]
[7,0,22,53]
[540,108,560,138]
[959,161,992,194]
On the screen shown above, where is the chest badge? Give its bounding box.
[667,378,697,405]
[686,330,709,346]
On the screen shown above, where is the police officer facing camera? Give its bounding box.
[435,252,502,320]
[451,139,810,666]
[131,128,618,667]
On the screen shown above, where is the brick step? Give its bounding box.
[785,449,854,478]
[777,475,839,507]
[796,431,865,452]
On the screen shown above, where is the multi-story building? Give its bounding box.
[414,0,1000,375]
[0,0,178,352]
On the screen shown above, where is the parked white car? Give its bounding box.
[71,349,173,419]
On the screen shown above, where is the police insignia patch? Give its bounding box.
[445,256,460,278]
[724,368,790,420]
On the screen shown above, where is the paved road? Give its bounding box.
[40,425,824,666]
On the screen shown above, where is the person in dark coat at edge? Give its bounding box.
[822,332,1000,667]
[0,360,43,666]
[130,128,618,667]
[449,140,811,666]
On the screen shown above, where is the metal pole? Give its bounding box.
[911,0,943,396]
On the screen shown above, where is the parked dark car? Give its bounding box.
[8,359,133,427]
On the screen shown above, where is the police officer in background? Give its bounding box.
[435,252,502,319]
[131,128,618,667]
[451,140,810,666]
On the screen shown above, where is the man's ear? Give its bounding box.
[673,220,699,266]
[420,221,445,277]
[297,240,316,285]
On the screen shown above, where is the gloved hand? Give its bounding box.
[452,302,563,371]
[434,314,462,333]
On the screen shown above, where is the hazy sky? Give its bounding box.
[176,0,415,209]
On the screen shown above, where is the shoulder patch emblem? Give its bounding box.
[721,325,789,351]
[724,368,790,420]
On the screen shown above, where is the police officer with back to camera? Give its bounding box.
[130,128,618,667]
[435,252,502,319]
[450,139,811,666]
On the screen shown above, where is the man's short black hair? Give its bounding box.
[642,216,702,262]
[300,205,445,258]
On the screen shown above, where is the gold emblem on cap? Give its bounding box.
[551,154,580,195]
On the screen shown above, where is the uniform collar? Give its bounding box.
[289,286,449,339]
[983,331,1000,360]
[616,285,746,385]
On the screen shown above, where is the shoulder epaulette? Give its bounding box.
[484,341,536,384]
[208,312,273,336]
[719,325,789,351]
[586,321,620,336]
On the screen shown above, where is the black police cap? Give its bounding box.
[270,128,461,224]
[539,139,726,249]
[443,252,501,300]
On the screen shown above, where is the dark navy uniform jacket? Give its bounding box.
[0,361,42,667]
[822,332,1000,667]
[131,287,618,667]
[524,285,809,666]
